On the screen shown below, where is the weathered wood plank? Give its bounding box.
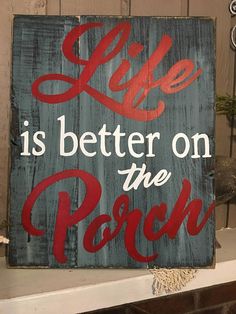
[75,16,149,267]
[12,0,47,14]
[0,0,46,258]
[180,0,189,16]
[61,0,123,15]
[145,17,215,267]
[131,0,184,16]
[0,0,12,258]
[189,0,235,230]
[9,16,81,267]
[121,0,130,15]
[46,0,61,15]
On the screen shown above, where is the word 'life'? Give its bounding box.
[32,21,202,121]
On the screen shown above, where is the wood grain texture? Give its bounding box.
[61,0,123,15]
[0,0,12,258]
[9,16,215,268]
[0,0,46,258]
[189,0,234,94]
[0,0,234,260]
[181,0,189,16]
[189,0,235,230]
[131,0,184,16]
[120,0,130,15]
[46,0,60,15]
[12,0,47,14]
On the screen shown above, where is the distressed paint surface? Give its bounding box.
[9,16,215,268]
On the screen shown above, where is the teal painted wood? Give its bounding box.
[9,16,215,268]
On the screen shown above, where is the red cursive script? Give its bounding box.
[32,22,203,121]
[22,169,215,264]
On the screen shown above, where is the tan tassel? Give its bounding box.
[150,268,198,295]
[0,235,9,244]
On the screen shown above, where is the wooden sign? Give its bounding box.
[9,16,215,268]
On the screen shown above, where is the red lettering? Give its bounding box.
[84,195,158,262]
[22,171,214,264]
[144,179,215,241]
[22,169,102,263]
[32,22,202,122]
[160,60,203,94]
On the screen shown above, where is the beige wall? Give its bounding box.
[0,0,235,256]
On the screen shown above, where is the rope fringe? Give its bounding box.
[150,268,198,295]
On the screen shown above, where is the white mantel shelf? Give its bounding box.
[0,228,236,314]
